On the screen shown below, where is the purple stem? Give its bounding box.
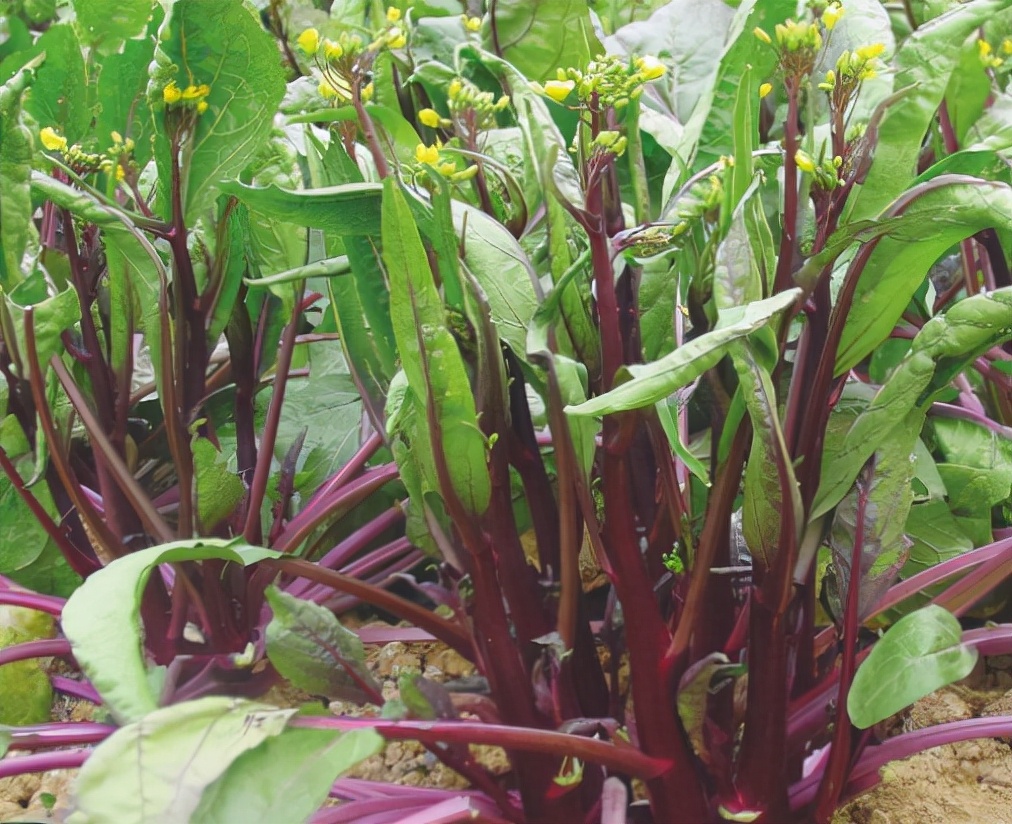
[930,402,1012,438]
[324,550,425,611]
[7,722,115,750]
[791,716,1012,810]
[0,589,66,615]
[273,464,400,552]
[0,748,91,779]
[0,638,72,666]
[294,716,674,780]
[285,504,405,598]
[51,675,102,704]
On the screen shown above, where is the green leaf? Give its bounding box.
[382,178,491,515]
[837,178,1012,374]
[221,181,384,237]
[604,0,734,124]
[664,0,794,196]
[848,605,977,729]
[846,0,1012,222]
[265,586,380,703]
[452,200,539,359]
[152,0,286,222]
[732,336,801,571]
[0,608,55,725]
[287,103,421,167]
[486,0,603,82]
[566,289,800,416]
[68,697,295,824]
[193,437,244,531]
[73,0,153,49]
[193,726,383,824]
[0,24,89,144]
[94,35,157,168]
[0,55,38,289]
[61,541,279,723]
[903,500,975,575]
[5,275,81,379]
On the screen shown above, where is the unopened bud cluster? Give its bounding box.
[537,53,666,109]
[38,127,133,181]
[794,150,843,190]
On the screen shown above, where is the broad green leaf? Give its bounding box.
[591,0,669,35]
[193,726,383,824]
[0,55,38,288]
[732,336,801,571]
[663,0,794,197]
[903,500,975,575]
[61,541,279,723]
[265,586,380,702]
[815,288,1012,517]
[5,275,81,379]
[0,446,60,574]
[0,607,55,725]
[848,605,977,729]
[837,178,1012,374]
[823,431,916,624]
[566,289,800,416]
[452,200,539,359]
[94,35,156,168]
[261,371,362,497]
[152,0,286,222]
[68,697,295,824]
[944,38,992,144]
[221,181,384,237]
[382,178,491,515]
[73,0,153,48]
[846,0,1012,222]
[193,438,244,531]
[713,182,766,311]
[486,0,603,82]
[605,0,734,124]
[0,24,89,144]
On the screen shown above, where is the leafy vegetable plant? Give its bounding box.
[2,0,1012,822]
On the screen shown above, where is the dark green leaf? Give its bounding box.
[265,586,380,703]
[486,0,603,82]
[0,55,38,288]
[152,0,286,221]
[221,181,384,237]
[73,0,153,49]
[566,289,800,416]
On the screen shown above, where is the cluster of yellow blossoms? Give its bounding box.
[162,80,211,113]
[38,128,133,181]
[540,54,666,107]
[978,38,1012,70]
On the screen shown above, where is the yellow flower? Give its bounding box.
[794,150,816,174]
[462,15,482,32]
[323,39,343,60]
[110,130,123,144]
[196,100,209,114]
[854,42,885,61]
[415,143,439,164]
[822,2,843,30]
[1002,38,1012,55]
[448,78,462,99]
[386,6,401,23]
[297,28,320,55]
[635,55,666,81]
[163,81,183,104]
[39,126,67,152]
[115,165,125,181]
[319,78,341,99]
[418,108,442,128]
[437,161,457,176]
[754,27,772,45]
[182,83,210,100]
[543,79,575,102]
[362,81,374,101]
[388,28,406,49]
[759,82,773,99]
